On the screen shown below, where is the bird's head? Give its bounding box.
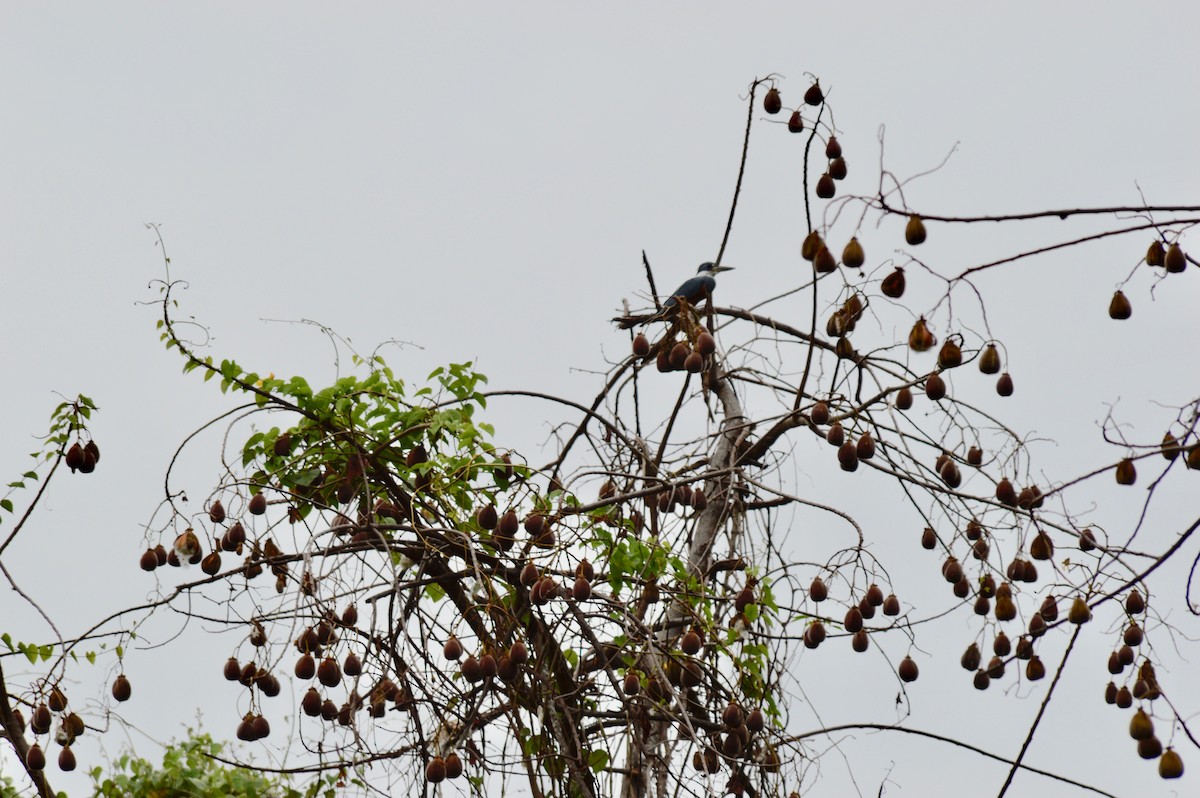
[697,262,734,276]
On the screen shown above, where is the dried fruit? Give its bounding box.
[1129,708,1154,740]
[816,173,836,199]
[851,629,870,652]
[669,341,690,369]
[895,387,913,410]
[995,478,1017,507]
[865,583,884,606]
[1164,242,1186,273]
[1159,748,1184,779]
[1146,240,1165,266]
[978,344,1001,374]
[1124,623,1144,647]
[140,548,159,571]
[829,157,847,180]
[905,214,927,245]
[1068,596,1091,624]
[201,550,222,576]
[898,655,919,682]
[787,109,804,133]
[1025,656,1046,681]
[680,629,703,656]
[426,756,447,783]
[961,643,982,671]
[973,669,990,690]
[880,267,906,298]
[27,743,46,772]
[925,372,946,401]
[801,231,823,261]
[1115,458,1137,485]
[317,657,342,687]
[445,752,464,779]
[1116,685,1133,708]
[1125,589,1146,614]
[937,339,963,369]
[993,632,1011,657]
[996,372,1014,397]
[842,237,865,268]
[920,526,936,549]
[1079,528,1097,550]
[844,605,864,632]
[811,401,830,425]
[837,441,859,472]
[826,422,845,447]
[763,87,782,114]
[804,81,824,106]
[908,317,936,352]
[815,246,837,273]
[856,433,876,460]
[1108,290,1132,320]
[808,577,828,602]
[942,557,963,584]
[112,674,132,702]
[695,331,716,355]
[1029,531,1053,561]
[208,500,226,524]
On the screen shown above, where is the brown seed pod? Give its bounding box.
[996,372,1014,397]
[920,526,936,549]
[808,577,828,602]
[1107,651,1124,675]
[460,655,482,683]
[140,548,159,571]
[810,401,830,426]
[1108,290,1132,320]
[317,657,342,687]
[1025,656,1046,681]
[851,629,870,652]
[655,349,672,372]
[1068,596,1091,624]
[632,333,650,357]
[973,595,991,615]
[669,341,691,369]
[1146,240,1166,267]
[343,652,362,678]
[908,318,936,352]
[986,656,1006,680]
[865,584,884,606]
[895,387,913,410]
[66,442,85,472]
[804,81,824,106]
[995,478,1017,507]
[695,331,716,355]
[1115,458,1137,485]
[201,550,222,576]
[939,457,961,488]
[295,653,317,680]
[31,703,51,734]
[27,743,46,772]
[1015,636,1035,660]
[826,422,845,447]
[1130,708,1154,740]
[763,87,782,114]
[837,441,859,472]
[722,702,745,729]
[905,215,927,245]
[978,344,1002,375]
[572,575,593,601]
[426,756,447,783]
[973,669,991,690]
[1159,748,1184,779]
[814,246,837,273]
[880,267,906,299]
[48,686,67,713]
[1124,623,1144,647]
[961,643,982,671]
[1125,589,1146,614]
[787,109,804,133]
[942,557,963,584]
[967,446,983,467]
[859,596,877,618]
[1164,242,1186,273]
[856,433,876,460]
[208,500,226,524]
[825,136,842,159]
[829,156,848,180]
[683,351,704,373]
[925,372,946,401]
[1029,531,1053,561]
[842,237,865,268]
[816,173,836,199]
[1161,433,1181,461]
[680,629,703,656]
[804,621,826,648]
[844,605,864,633]
[896,655,919,683]
[801,231,823,261]
[937,339,963,369]
[995,595,1017,622]
[1118,645,1135,666]
[112,674,132,702]
[1116,685,1133,708]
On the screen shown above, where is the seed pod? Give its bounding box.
[695,331,717,356]
[1130,708,1154,740]
[995,595,1017,621]
[572,575,592,601]
[804,81,824,106]
[859,597,876,618]
[905,215,927,245]
[961,643,982,671]
[1068,596,1091,624]
[112,674,132,702]
[1126,589,1146,614]
[986,655,1006,680]
[920,526,936,549]
[993,632,1011,657]
[925,372,946,401]
[938,340,963,369]
[787,109,804,133]
[942,557,963,584]
[1108,651,1124,675]
[898,656,919,682]
[201,550,222,576]
[841,237,865,269]
[1108,290,1132,319]
[996,372,1014,397]
[1119,645,1135,666]
[655,349,671,372]
[1159,748,1184,779]
[826,422,845,447]
[140,548,159,571]
[804,621,826,648]
[1015,636,1035,660]
[426,756,447,783]
[974,595,991,615]
[669,341,690,369]
[880,267,906,298]
[837,441,859,472]
[1124,622,1144,647]
[908,317,936,352]
[973,669,990,690]
[801,231,823,261]
[208,500,226,524]
[32,704,51,734]
[865,584,884,606]
[1029,532,1053,561]
[815,246,837,273]
[27,743,46,772]
[1116,685,1133,708]
[808,577,828,602]
[66,443,85,472]
[1146,240,1166,266]
[683,351,704,373]
[1025,656,1046,681]
[1115,458,1137,485]
[825,136,842,159]
[48,686,67,713]
[856,433,876,460]
[975,344,1001,375]
[317,657,342,687]
[939,457,961,488]
[895,387,913,410]
[829,157,848,180]
[1164,242,1186,273]
[816,173,836,199]
[995,478,1017,507]
[631,332,651,358]
[844,605,864,632]
[810,401,830,426]
[851,629,870,652]
[760,85,786,114]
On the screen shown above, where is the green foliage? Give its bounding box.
[0,395,96,529]
[88,733,315,798]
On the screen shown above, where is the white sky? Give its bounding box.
[2,3,1199,797]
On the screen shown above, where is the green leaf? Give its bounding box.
[0,499,14,512]
[39,644,54,661]
[587,749,609,773]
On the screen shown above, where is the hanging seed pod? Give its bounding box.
[1068,596,1091,624]
[1130,708,1154,740]
[829,157,847,180]
[837,441,859,472]
[826,422,845,447]
[996,372,1014,396]
[680,629,703,655]
[995,478,1017,507]
[961,643,982,671]
[925,372,946,401]
[938,339,963,369]
[1146,240,1166,267]
[908,317,936,352]
[1039,595,1058,622]
[1118,645,1135,666]
[1026,656,1046,681]
[655,349,672,372]
[1159,749,1184,779]
[695,331,716,355]
[883,594,901,616]
[986,656,1006,680]
[1164,242,1186,273]
[920,526,936,549]
[1124,622,1144,647]
[48,687,67,713]
[942,557,963,583]
[1126,589,1146,614]
[32,704,51,734]
[880,267,906,298]
[844,605,864,632]
[895,387,913,410]
[669,342,691,369]
[841,237,865,268]
[859,597,876,618]
[1015,635,1035,660]
[201,550,222,576]
[762,87,783,114]
[865,583,884,606]
[810,401,830,425]
[856,433,876,460]
[1029,531,1053,561]
[787,109,804,133]
[1107,651,1124,675]
[1115,458,1137,485]
[66,442,85,472]
[683,351,704,373]
[317,657,342,687]
[111,674,132,702]
[140,548,159,571]
[905,215,927,245]
[804,81,824,105]
[898,656,919,682]
[801,231,823,261]
[426,756,448,783]
[1161,432,1181,461]
[208,501,226,524]
[1108,291,1132,319]
[995,595,1018,621]
[1115,685,1133,708]
[808,577,828,602]
[977,344,1002,375]
[27,743,46,772]
[851,629,870,652]
[632,332,651,357]
[973,669,991,690]
[815,246,837,273]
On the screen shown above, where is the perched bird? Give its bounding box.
[618,262,734,327]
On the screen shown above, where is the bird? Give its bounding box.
[618,262,734,327]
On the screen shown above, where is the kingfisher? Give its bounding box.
[618,262,734,327]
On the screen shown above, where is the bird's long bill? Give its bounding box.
[711,265,734,273]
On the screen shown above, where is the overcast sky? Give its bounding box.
[2,4,1199,797]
